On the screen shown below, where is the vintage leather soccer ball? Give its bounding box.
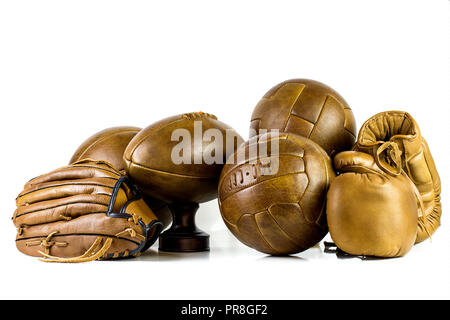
[69,126,172,229]
[124,112,243,204]
[250,79,357,157]
[218,132,335,255]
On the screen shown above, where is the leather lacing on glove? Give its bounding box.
[34,217,147,263]
[37,233,113,263]
[26,231,68,256]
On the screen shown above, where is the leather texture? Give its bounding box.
[218,132,335,255]
[13,159,162,262]
[124,112,243,204]
[70,126,142,174]
[353,111,441,243]
[327,151,419,258]
[250,79,356,157]
[69,126,172,229]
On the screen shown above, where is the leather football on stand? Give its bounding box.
[69,126,172,229]
[250,79,357,157]
[124,112,243,252]
[218,132,335,255]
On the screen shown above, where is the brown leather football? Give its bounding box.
[250,79,357,157]
[69,126,172,229]
[124,112,243,204]
[218,132,335,255]
[70,126,141,174]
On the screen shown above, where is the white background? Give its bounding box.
[0,0,448,300]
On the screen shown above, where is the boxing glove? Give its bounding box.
[354,111,441,243]
[326,151,420,258]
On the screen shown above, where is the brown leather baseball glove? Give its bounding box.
[13,159,162,263]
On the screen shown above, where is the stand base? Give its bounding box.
[158,202,210,252]
[159,231,209,252]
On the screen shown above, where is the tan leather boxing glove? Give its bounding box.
[326,151,420,258]
[354,111,441,243]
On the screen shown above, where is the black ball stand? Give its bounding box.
[158,202,210,252]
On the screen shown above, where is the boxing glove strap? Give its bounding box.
[375,141,403,176]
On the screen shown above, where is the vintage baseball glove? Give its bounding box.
[13,159,162,263]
